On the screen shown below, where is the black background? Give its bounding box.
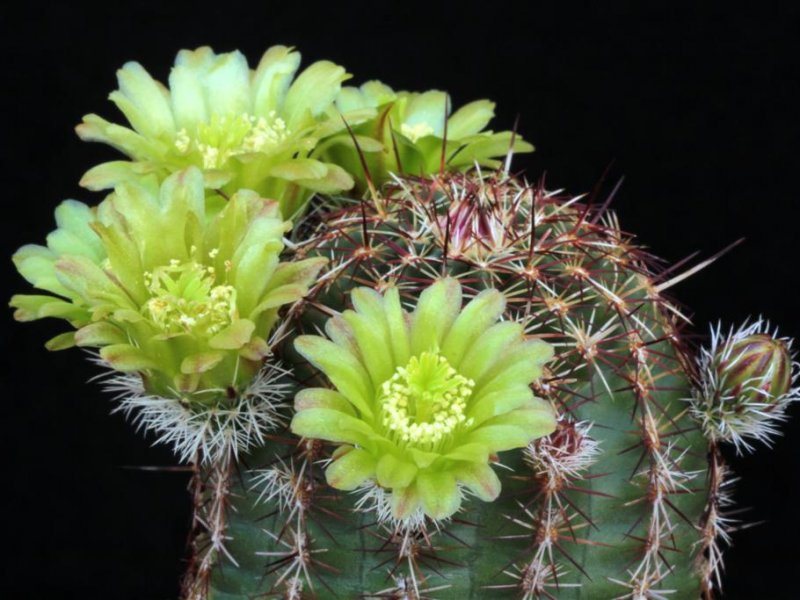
[1,2,799,598]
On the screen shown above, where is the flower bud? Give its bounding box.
[716,333,792,406]
[691,320,798,452]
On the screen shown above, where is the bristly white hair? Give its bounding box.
[689,317,800,453]
[103,361,293,464]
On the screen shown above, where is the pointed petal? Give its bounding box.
[417,471,461,520]
[180,352,225,374]
[455,462,501,502]
[290,407,375,449]
[404,90,450,137]
[467,386,535,427]
[75,321,127,347]
[168,62,208,130]
[283,60,350,129]
[208,319,255,350]
[376,454,418,489]
[203,50,251,116]
[476,339,554,394]
[294,388,356,416]
[480,402,557,440]
[294,335,374,418]
[113,61,175,137]
[252,45,301,117]
[457,321,524,382]
[464,424,535,452]
[100,344,157,372]
[45,331,76,351]
[342,309,394,389]
[446,100,496,139]
[410,278,461,354]
[444,443,489,464]
[325,447,376,491]
[383,287,410,367]
[441,288,506,367]
[390,486,420,520]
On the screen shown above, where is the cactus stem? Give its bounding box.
[490,420,602,597]
[252,437,339,597]
[697,444,738,599]
[182,449,236,600]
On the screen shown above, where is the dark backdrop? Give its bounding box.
[1,2,798,598]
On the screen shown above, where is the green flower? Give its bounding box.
[290,278,555,521]
[11,167,325,399]
[319,81,534,194]
[76,46,364,218]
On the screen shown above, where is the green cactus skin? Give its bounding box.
[193,171,717,599]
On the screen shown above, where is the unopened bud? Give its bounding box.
[691,320,798,452]
[715,333,792,406]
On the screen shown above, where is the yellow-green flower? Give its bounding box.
[290,279,555,521]
[319,81,534,194]
[11,167,325,399]
[76,46,365,217]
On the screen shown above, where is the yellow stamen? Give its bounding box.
[380,351,474,449]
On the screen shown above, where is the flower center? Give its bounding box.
[174,111,291,169]
[144,257,237,336]
[380,351,475,448]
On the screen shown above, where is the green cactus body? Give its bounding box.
[198,172,712,599]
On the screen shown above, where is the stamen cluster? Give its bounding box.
[174,111,291,169]
[380,351,475,448]
[144,260,238,336]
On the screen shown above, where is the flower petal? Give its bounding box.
[391,485,420,520]
[467,385,535,427]
[252,45,301,117]
[45,331,77,351]
[342,308,394,389]
[383,287,411,367]
[455,462,501,502]
[100,343,157,372]
[294,388,356,416]
[446,100,496,139]
[202,50,251,117]
[181,352,225,374]
[10,294,86,323]
[410,277,461,354]
[457,321,524,382]
[444,443,489,464]
[208,319,255,350]
[168,62,208,130]
[283,60,350,129]
[476,339,554,394]
[294,335,374,418]
[480,402,557,440]
[325,447,376,491]
[441,288,506,367]
[291,407,375,449]
[464,424,536,452]
[376,454,418,489]
[75,322,127,347]
[404,90,450,137]
[417,470,461,520]
[113,61,175,137]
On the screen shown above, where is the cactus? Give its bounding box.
[9,45,798,599]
